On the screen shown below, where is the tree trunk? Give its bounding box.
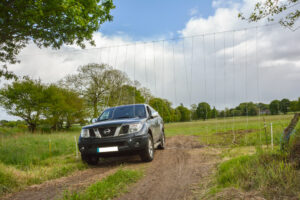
[93,99,98,118]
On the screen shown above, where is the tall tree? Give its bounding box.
[42,85,86,130]
[190,104,198,120]
[176,104,191,122]
[149,98,172,122]
[280,98,290,114]
[269,100,280,115]
[0,78,44,132]
[61,63,129,118]
[210,106,219,118]
[196,102,211,120]
[0,0,115,79]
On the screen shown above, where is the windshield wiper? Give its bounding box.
[115,116,132,119]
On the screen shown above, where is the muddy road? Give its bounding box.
[4,136,220,200]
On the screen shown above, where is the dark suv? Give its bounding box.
[78,104,165,165]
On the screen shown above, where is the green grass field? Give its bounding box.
[0,114,298,198]
[165,114,293,147]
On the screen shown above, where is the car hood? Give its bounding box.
[82,118,146,129]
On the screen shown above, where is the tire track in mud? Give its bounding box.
[117,136,220,200]
[4,136,220,200]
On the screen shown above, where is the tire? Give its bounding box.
[81,154,99,165]
[158,131,165,150]
[140,134,154,162]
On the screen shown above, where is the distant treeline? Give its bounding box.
[0,63,299,132]
[149,98,300,123]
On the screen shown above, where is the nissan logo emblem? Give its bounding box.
[103,129,111,135]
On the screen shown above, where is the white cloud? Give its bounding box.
[2,0,300,120]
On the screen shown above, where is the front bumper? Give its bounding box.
[78,133,148,157]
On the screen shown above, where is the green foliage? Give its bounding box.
[236,102,258,116]
[0,78,85,132]
[0,0,115,74]
[149,98,173,122]
[42,85,86,130]
[117,85,145,106]
[61,63,130,118]
[196,102,211,120]
[176,104,191,122]
[62,169,143,200]
[290,100,299,112]
[0,78,44,132]
[216,152,300,199]
[270,100,280,115]
[238,0,300,29]
[210,107,218,118]
[280,98,290,114]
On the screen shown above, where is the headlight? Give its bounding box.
[80,129,90,138]
[128,123,143,134]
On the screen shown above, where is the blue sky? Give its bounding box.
[100,0,214,39]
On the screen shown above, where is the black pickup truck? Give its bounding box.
[78,104,165,165]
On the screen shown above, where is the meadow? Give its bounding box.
[0,114,299,198]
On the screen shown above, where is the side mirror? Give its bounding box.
[151,112,159,118]
[91,118,98,123]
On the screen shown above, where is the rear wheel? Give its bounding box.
[81,154,99,165]
[158,131,165,150]
[140,134,154,162]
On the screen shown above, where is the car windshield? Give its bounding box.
[98,105,146,121]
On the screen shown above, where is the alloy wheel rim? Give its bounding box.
[148,138,153,158]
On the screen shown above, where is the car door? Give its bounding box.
[150,106,160,142]
[146,106,157,141]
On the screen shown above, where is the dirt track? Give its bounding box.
[4,136,220,200]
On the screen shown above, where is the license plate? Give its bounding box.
[97,146,118,153]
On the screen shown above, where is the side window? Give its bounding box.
[150,107,156,114]
[146,106,152,117]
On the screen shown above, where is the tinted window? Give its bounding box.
[98,108,114,121]
[112,105,146,119]
[98,105,147,121]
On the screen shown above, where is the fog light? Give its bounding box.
[134,142,140,147]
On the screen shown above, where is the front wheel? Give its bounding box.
[81,154,99,165]
[157,131,165,150]
[140,134,154,162]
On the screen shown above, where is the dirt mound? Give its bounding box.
[166,135,204,149]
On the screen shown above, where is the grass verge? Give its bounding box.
[62,169,143,200]
[215,150,300,199]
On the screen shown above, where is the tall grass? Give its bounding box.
[0,131,87,196]
[216,151,300,199]
[0,131,80,168]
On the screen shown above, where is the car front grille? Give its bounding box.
[97,127,117,137]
